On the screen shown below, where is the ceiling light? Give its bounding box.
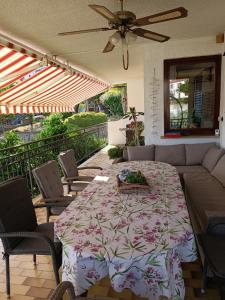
[109,31,121,45]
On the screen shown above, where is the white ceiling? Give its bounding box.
[0,0,225,82]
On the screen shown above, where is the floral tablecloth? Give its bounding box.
[55,161,197,300]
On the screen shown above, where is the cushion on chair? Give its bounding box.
[211,154,225,187]
[58,149,79,178]
[202,147,225,172]
[155,144,185,166]
[33,161,64,199]
[0,177,37,250]
[185,143,215,165]
[127,145,155,161]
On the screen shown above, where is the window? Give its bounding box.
[164,55,221,135]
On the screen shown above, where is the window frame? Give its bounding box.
[164,55,221,136]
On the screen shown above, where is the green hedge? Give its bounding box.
[64,112,107,131]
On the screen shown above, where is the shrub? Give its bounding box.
[64,112,107,131]
[104,94,123,117]
[0,130,22,149]
[108,147,124,159]
[36,113,67,139]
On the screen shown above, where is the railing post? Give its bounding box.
[25,144,34,196]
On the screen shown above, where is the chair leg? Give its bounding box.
[201,258,208,293]
[5,254,10,299]
[219,283,225,300]
[46,207,50,223]
[33,254,37,266]
[51,256,60,285]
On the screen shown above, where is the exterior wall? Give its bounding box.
[144,36,224,146]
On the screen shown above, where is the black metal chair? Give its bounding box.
[0,177,63,298]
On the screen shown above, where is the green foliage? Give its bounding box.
[104,94,123,116]
[64,112,107,131]
[102,87,124,117]
[0,130,22,149]
[178,80,189,95]
[126,171,147,185]
[0,114,16,123]
[108,147,124,159]
[36,113,67,139]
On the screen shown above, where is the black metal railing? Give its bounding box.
[0,123,108,196]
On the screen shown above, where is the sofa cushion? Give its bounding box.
[184,172,225,232]
[185,143,215,165]
[211,154,225,187]
[202,147,225,172]
[127,145,155,161]
[176,165,208,176]
[155,144,185,166]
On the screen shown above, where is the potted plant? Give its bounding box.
[123,107,144,146]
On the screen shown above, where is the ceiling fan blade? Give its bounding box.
[132,28,170,42]
[134,7,188,26]
[103,41,115,53]
[58,27,112,36]
[89,4,119,22]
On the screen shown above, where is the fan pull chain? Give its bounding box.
[122,48,129,70]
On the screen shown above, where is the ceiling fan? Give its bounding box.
[58,0,188,70]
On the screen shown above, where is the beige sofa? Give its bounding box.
[113,143,225,235]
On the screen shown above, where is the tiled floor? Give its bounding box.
[0,147,221,300]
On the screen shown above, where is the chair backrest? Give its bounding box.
[32,160,64,199]
[0,176,37,251]
[58,149,79,178]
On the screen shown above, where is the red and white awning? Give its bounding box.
[0,43,109,114]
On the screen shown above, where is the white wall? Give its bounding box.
[109,56,145,145]
[144,36,224,146]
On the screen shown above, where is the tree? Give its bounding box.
[36,113,67,139]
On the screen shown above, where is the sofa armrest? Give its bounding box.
[205,210,225,236]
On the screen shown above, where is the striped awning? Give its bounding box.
[0,43,109,114]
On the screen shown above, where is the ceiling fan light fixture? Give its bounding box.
[125,31,137,44]
[109,31,121,45]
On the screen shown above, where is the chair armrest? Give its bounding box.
[62,178,90,184]
[205,210,225,236]
[78,166,102,170]
[34,201,71,209]
[0,231,58,258]
[50,281,75,300]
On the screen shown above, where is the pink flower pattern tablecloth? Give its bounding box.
[55,161,197,300]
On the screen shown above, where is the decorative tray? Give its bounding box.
[116,170,150,193]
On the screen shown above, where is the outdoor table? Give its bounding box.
[55,161,197,300]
